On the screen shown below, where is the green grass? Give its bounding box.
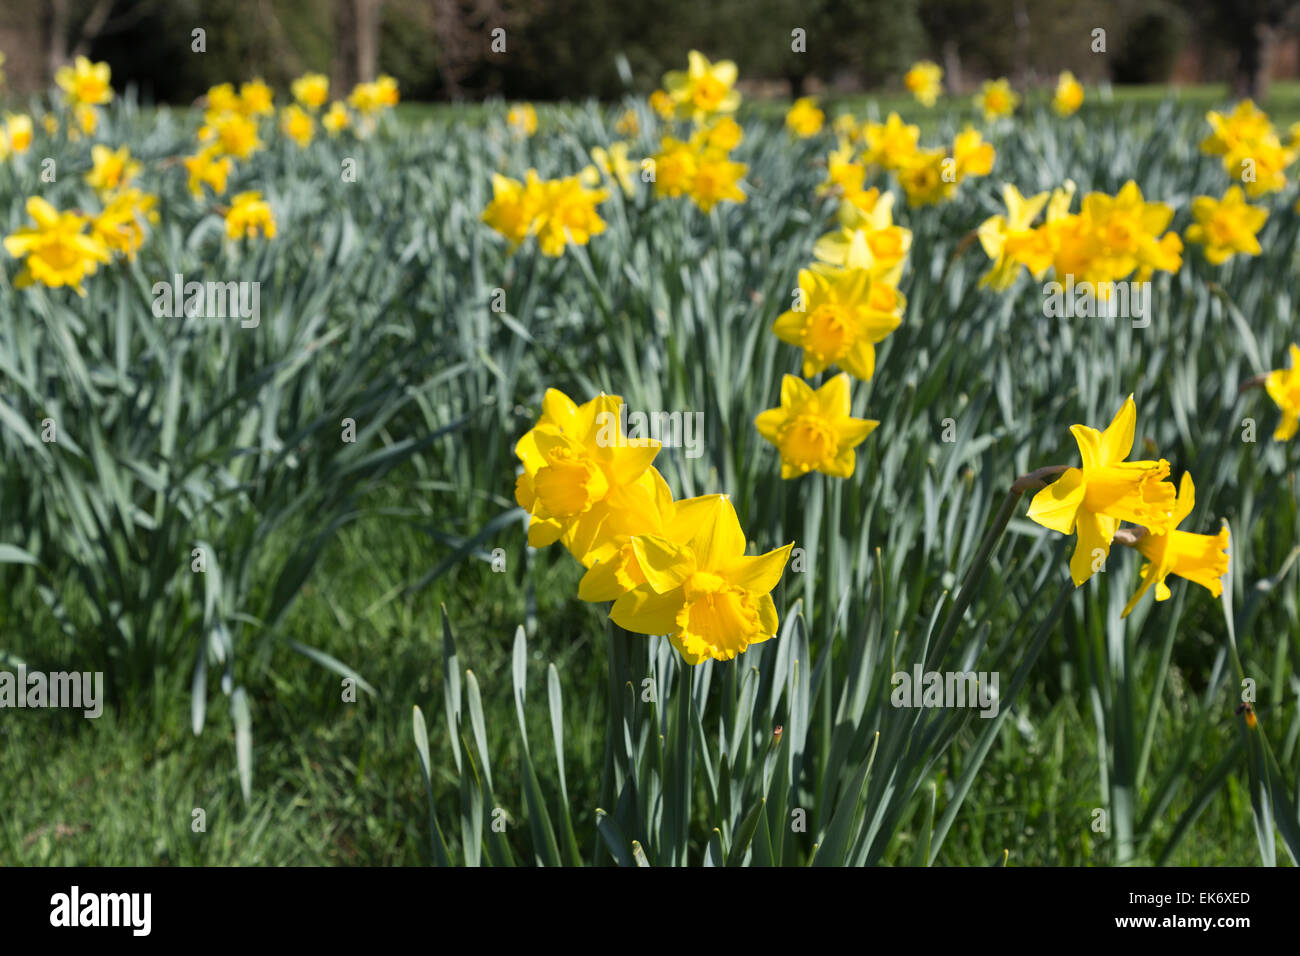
[3,82,1299,865]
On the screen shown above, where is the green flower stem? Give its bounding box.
[925,465,1070,673]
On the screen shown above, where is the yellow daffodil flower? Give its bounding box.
[903,60,943,107]
[976,78,1018,120]
[1053,71,1084,116]
[199,111,263,159]
[515,389,664,567]
[54,56,113,106]
[292,73,330,110]
[506,103,537,137]
[1265,343,1300,441]
[3,196,111,295]
[591,142,637,197]
[610,495,792,664]
[84,144,141,194]
[183,147,233,198]
[1185,186,1267,264]
[773,267,903,381]
[91,188,158,260]
[785,97,824,137]
[1027,395,1176,586]
[755,373,879,479]
[1121,473,1229,617]
[663,51,741,122]
[322,101,350,135]
[225,191,277,240]
[279,104,315,148]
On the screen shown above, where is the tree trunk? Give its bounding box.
[1233,22,1274,101]
[942,38,961,94]
[46,0,69,81]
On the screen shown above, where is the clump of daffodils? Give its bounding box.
[515,389,792,664]
[650,119,748,212]
[825,112,995,208]
[643,53,749,213]
[755,161,914,480]
[1200,99,1296,198]
[1025,396,1228,614]
[482,169,609,257]
[977,180,1183,290]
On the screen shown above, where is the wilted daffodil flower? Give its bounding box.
[755,373,879,479]
[1185,186,1267,264]
[1027,396,1176,587]
[1265,343,1300,441]
[773,267,903,381]
[515,389,665,568]
[1120,473,1229,617]
[610,495,792,664]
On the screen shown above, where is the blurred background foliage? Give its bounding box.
[1,0,1299,104]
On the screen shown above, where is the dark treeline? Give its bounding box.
[0,0,1296,103]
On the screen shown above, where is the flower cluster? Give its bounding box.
[755,171,913,479]
[482,169,609,257]
[1027,396,1229,615]
[515,390,792,664]
[3,56,160,293]
[650,117,748,212]
[645,52,749,213]
[1200,99,1296,197]
[978,180,1182,290]
[827,112,995,207]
